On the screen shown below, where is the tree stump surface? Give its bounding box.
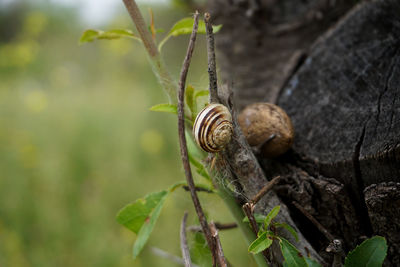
[211,0,400,264]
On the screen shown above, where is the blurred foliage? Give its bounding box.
[0,1,255,267]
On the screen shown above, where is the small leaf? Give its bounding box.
[79,29,140,44]
[185,85,195,116]
[248,231,273,254]
[305,257,323,267]
[344,236,387,267]
[264,206,280,228]
[168,17,222,37]
[149,103,177,114]
[274,222,299,242]
[243,213,266,224]
[116,191,168,258]
[168,181,187,192]
[79,29,99,43]
[279,238,308,267]
[158,18,222,51]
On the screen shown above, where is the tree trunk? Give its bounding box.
[209,0,400,265]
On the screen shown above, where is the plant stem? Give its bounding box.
[122,0,177,103]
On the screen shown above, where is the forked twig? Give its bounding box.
[177,11,221,266]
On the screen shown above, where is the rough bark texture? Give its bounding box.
[210,0,400,265]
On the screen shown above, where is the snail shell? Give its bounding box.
[238,103,294,158]
[193,103,233,152]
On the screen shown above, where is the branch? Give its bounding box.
[251,176,281,205]
[292,201,335,241]
[122,0,177,103]
[187,222,237,233]
[176,11,219,266]
[180,212,192,267]
[204,12,219,103]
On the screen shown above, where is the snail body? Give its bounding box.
[193,103,233,152]
[238,103,294,158]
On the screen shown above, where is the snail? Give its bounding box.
[238,103,294,158]
[193,103,233,152]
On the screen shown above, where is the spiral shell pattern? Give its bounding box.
[193,103,233,152]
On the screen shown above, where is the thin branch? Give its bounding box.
[177,11,219,266]
[180,212,192,267]
[251,176,281,205]
[204,12,219,103]
[188,222,237,233]
[210,222,228,267]
[292,201,335,241]
[151,247,200,267]
[122,0,177,103]
[214,222,238,230]
[183,186,214,194]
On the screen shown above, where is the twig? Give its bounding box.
[151,247,200,267]
[292,201,335,241]
[204,12,219,103]
[183,186,214,194]
[177,11,219,266]
[210,222,228,267]
[180,212,192,267]
[188,222,237,233]
[251,176,281,205]
[122,0,177,103]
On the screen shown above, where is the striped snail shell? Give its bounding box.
[193,103,233,152]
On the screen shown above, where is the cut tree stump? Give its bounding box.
[210,0,400,265]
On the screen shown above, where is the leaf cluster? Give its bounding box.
[245,207,387,266]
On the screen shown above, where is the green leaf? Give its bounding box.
[158,18,222,51]
[264,205,280,228]
[185,85,195,115]
[79,29,140,44]
[344,236,387,267]
[248,231,273,254]
[279,238,308,267]
[305,257,323,267]
[168,17,222,37]
[149,103,177,114]
[274,222,299,242]
[243,213,266,224]
[168,181,187,192]
[116,191,168,258]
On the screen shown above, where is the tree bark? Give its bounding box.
[209,0,400,265]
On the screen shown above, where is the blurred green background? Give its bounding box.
[0,1,254,266]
